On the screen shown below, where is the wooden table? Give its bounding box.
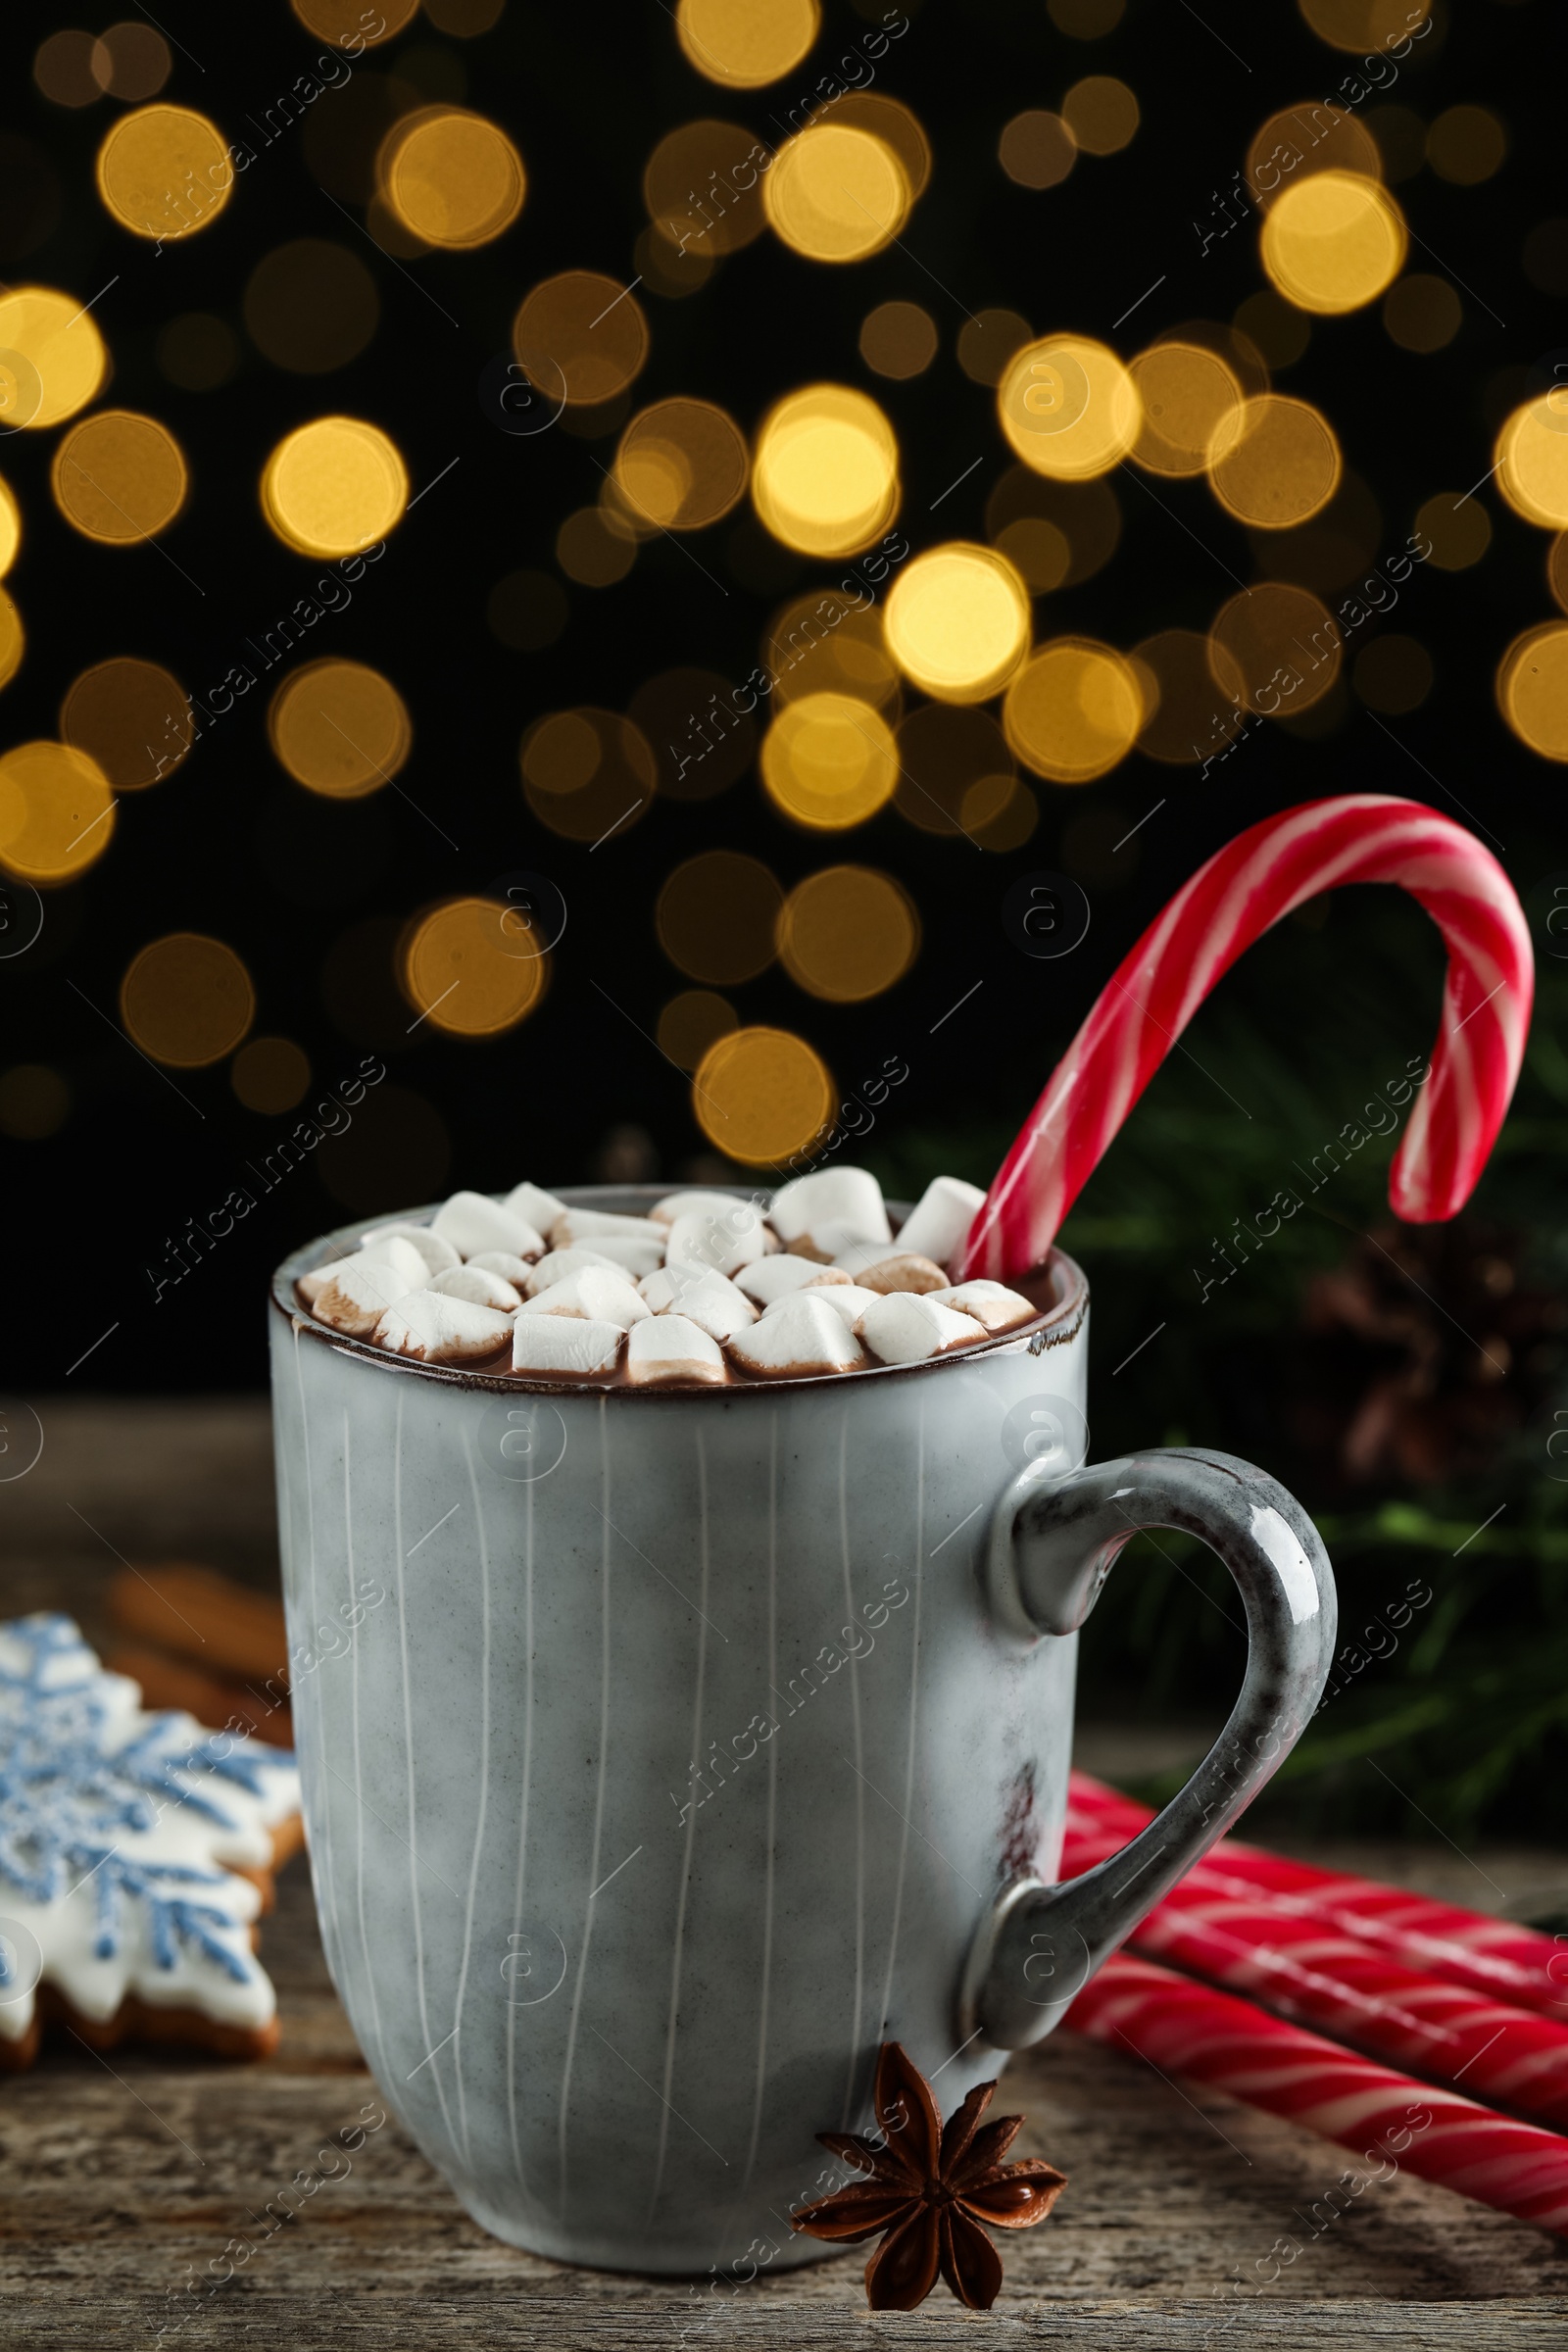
[5,1400,1566,2348]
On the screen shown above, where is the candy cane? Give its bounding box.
[1066,1772,1568,2022]
[960,797,1533,1283]
[1068,1953,1568,2235]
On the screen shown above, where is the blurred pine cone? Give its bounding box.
[1285,1221,1566,1489]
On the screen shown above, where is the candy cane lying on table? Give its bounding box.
[1068,1952,1568,2236]
[1065,1771,1568,2022]
[959,796,1534,1283]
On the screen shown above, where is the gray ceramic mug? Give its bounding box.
[270,1186,1336,2276]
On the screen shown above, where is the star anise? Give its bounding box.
[791,2040,1067,2311]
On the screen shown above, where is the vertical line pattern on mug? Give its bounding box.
[506,1465,536,2214]
[838,1405,866,2133]
[396,1384,460,2157]
[559,1395,613,2218]
[651,1421,711,2225]
[452,1423,492,2169]
[876,1391,924,2059]
[346,1397,390,2093]
[741,1411,781,2195]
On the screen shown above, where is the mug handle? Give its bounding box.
[957,1446,1337,2050]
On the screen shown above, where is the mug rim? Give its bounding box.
[270,1184,1089,1399]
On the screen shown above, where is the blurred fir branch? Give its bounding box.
[870,896,1568,1846]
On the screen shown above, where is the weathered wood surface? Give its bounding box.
[3,1399,1566,2347]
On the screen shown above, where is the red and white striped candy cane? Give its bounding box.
[1065,1771,1568,2021]
[959,796,1533,1283]
[1068,1952,1568,2235]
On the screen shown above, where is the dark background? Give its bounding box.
[3,0,1566,1841]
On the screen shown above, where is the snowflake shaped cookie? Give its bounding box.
[0,1613,302,2066]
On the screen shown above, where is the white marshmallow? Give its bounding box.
[927,1281,1036,1335]
[517,1266,651,1329]
[550,1207,664,1247]
[776,1282,878,1333]
[664,1202,769,1280]
[739,1256,851,1306]
[727,1293,866,1377]
[522,1247,623,1296]
[432,1190,545,1261]
[625,1314,727,1387]
[660,1269,757,1344]
[506,1181,565,1235]
[360,1219,462,1277]
[583,1235,666,1278]
[511,1314,623,1377]
[309,1238,427,1334]
[857,1253,952,1297]
[893,1174,987,1270]
[374,1290,514,1365]
[832,1236,905,1277]
[858,1293,987,1366]
[466,1250,534,1287]
[650,1188,755,1225]
[427,1263,522,1312]
[767,1167,890,1250]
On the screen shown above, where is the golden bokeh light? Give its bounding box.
[379,108,524,248]
[657,850,783,984]
[630,665,757,799]
[1261,172,1407,315]
[1208,394,1342,528]
[987,467,1121,589]
[883,543,1031,704]
[965,774,1039,851]
[1210,581,1342,716]
[292,0,418,37]
[1298,0,1431,47]
[557,506,637,587]
[777,865,919,1003]
[90,23,172,100]
[121,933,254,1065]
[766,590,902,711]
[1131,627,1242,765]
[752,383,900,557]
[403,898,548,1038]
[520,708,657,842]
[998,335,1142,480]
[834,95,931,198]
[1244,102,1382,208]
[1497,624,1568,763]
[1352,634,1433,715]
[96,105,232,241]
[659,989,738,1072]
[0,481,19,578]
[268,661,411,799]
[763,123,910,264]
[262,416,408,559]
[1427,105,1507,186]
[62,658,191,790]
[0,287,108,430]
[0,593,24,693]
[613,398,748,530]
[513,270,649,408]
[52,410,188,543]
[1061,76,1139,156]
[644,121,768,257]
[675,0,819,87]
[1416,490,1492,571]
[1129,339,1243,477]
[1496,397,1568,532]
[1383,273,1461,353]
[1002,638,1143,784]
[1550,535,1568,617]
[0,742,114,884]
[859,301,938,380]
[692,1024,834,1166]
[761,691,899,829]
[999,110,1076,190]
[894,704,1015,838]
[231,1035,310,1115]
[243,240,379,374]
[635,218,716,298]
[956,309,1033,389]
[34,31,99,109]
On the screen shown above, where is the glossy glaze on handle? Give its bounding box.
[960,1448,1337,2050]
